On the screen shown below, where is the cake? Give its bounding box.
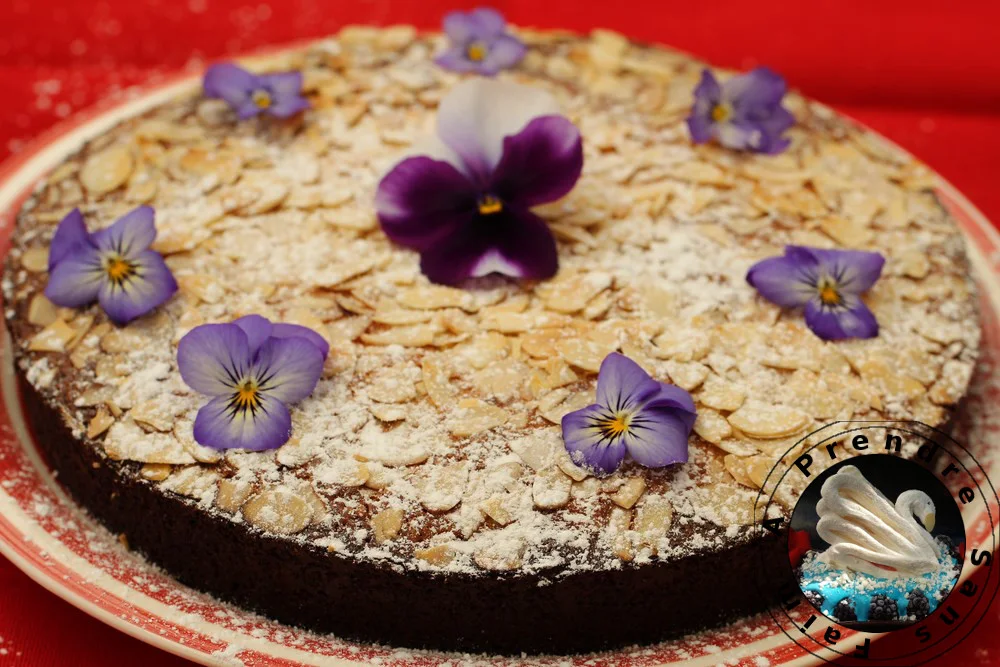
[1,20,981,655]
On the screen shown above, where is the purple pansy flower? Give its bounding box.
[561,353,696,476]
[203,62,309,120]
[435,7,526,75]
[44,207,178,326]
[746,245,886,340]
[375,78,583,285]
[177,315,329,452]
[686,67,795,154]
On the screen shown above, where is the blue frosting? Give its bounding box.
[798,539,960,622]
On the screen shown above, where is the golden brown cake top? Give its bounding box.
[3,26,980,575]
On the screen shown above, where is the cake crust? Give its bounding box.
[1,26,980,653]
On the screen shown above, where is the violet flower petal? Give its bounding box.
[95,250,177,325]
[193,392,292,452]
[233,314,274,357]
[90,205,156,257]
[271,323,330,359]
[442,10,479,43]
[48,208,90,271]
[746,250,819,308]
[433,47,482,74]
[491,115,583,208]
[436,78,560,179]
[623,405,692,468]
[177,323,252,397]
[478,34,527,75]
[804,294,879,340]
[259,71,308,118]
[44,243,103,307]
[595,353,662,413]
[252,336,325,404]
[468,7,506,35]
[561,403,629,475]
[727,67,787,111]
[812,247,886,294]
[418,207,558,284]
[203,63,256,109]
[375,156,478,251]
[646,385,698,424]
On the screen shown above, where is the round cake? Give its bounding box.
[1,23,981,655]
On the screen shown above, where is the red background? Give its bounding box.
[1,1,999,664]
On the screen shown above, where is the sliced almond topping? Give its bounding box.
[86,407,115,439]
[372,308,433,325]
[29,319,76,352]
[481,494,517,526]
[448,398,507,437]
[20,246,49,273]
[533,467,572,509]
[421,357,456,408]
[397,285,473,311]
[104,418,196,465]
[364,462,392,490]
[27,293,60,326]
[216,477,254,512]
[698,376,746,411]
[139,463,172,482]
[634,495,673,547]
[361,324,437,347]
[509,431,558,471]
[418,463,468,512]
[80,144,134,195]
[554,447,590,481]
[242,484,315,535]
[692,408,732,444]
[664,360,709,392]
[557,336,618,373]
[481,311,571,333]
[610,477,647,509]
[472,359,524,398]
[415,544,455,566]
[370,403,407,422]
[474,539,526,571]
[536,271,613,314]
[819,215,873,247]
[607,506,634,561]
[367,367,417,403]
[728,402,809,439]
[371,507,404,544]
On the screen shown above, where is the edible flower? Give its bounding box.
[177,315,329,451]
[375,78,583,284]
[686,67,794,154]
[561,353,696,476]
[435,7,526,75]
[746,245,885,340]
[203,62,309,120]
[45,207,178,325]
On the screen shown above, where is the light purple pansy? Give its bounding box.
[747,245,886,340]
[177,315,329,452]
[435,7,526,76]
[375,78,583,285]
[203,62,309,120]
[562,353,696,477]
[44,207,178,326]
[686,67,795,155]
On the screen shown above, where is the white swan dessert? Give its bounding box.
[816,466,939,577]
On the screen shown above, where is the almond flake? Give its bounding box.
[418,463,468,511]
[610,477,646,509]
[86,407,115,439]
[533,467,572,509]
[536,271,613,314]
[634,495,673,547]
[242,485,315,535]
[448,398,507,437]
[27,294,60,326]
[20,246,49,273]
[692,408,732,444]
[728,402,809,439]
[216,477,254,513]
[558,337,618,373]
[397,285,473,311]
[481,494,517,526]
[360,324,438,347]
[698,375,746,411]
[29,319,76,352]
[414,544,455,566]
[80,144,134,195]
[370,403,407,422]
[371,508,404,544]
[664,360,709,392]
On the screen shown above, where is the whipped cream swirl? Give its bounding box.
[816,466,939,577]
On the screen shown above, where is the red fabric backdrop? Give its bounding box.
[1,1,999,664]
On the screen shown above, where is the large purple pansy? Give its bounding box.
[177,315,329,451]
[746,245,886,340]
[45,207,178,326]
[375,78,583,285]
[203,62,309,120]
[687,67,795,155]
[435,7,526,76]
[562,353,696,476]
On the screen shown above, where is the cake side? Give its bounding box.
[0,26,982,652]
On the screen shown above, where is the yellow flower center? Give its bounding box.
[818,279,842,306]
[252,89,272,109]
[103,254,135,285]
[599,413,631,439]
[711,102,733,123]
[466,41,489,62]
[233,380,262,412]
[478,194,503,216]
